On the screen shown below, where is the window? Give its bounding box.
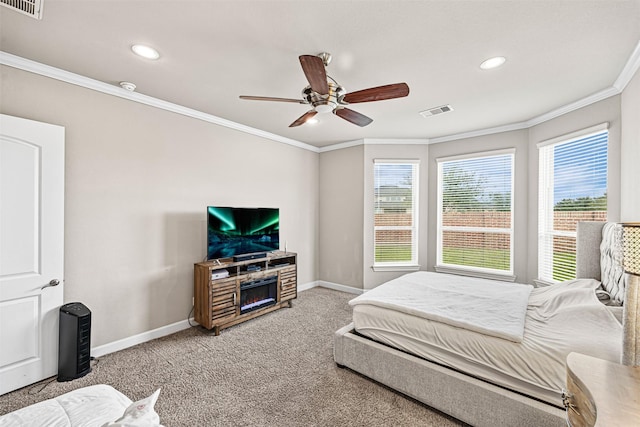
[437,150,515,277]
[538,124,608,283]
[374,160,419,268]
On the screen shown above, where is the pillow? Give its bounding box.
[600,222,625,304]
[102,388,163,427]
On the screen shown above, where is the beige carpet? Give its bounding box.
[0,287,464,426]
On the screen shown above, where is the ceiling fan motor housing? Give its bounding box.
[302,82,346,113]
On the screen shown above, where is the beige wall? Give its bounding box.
[621,68,640,222]
[318,143,430,291]
[527,95,622,282]
[427,130,530,281]
[318,145,364,289]
[0,66,319,347]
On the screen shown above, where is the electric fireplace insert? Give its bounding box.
[240,276,278,314]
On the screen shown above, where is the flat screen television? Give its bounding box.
[207,206,280,260]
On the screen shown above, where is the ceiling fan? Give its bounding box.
[239,52,409,128]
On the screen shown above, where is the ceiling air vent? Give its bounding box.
[419,104,453,118]
[1,0,43,19]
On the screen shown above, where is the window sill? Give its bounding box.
[435,265,516,282]
[372,264,421,272]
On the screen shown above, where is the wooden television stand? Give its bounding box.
[193,251,297,335]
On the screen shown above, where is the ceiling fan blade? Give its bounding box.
[343,83,409,104]
[335,108,373,127]
[299,55,329,95]
[289,110,318,128]
[239,95,306,104]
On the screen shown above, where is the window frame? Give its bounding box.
[372,159,420,271]
[436,149,516,280]
[537,123,609,285]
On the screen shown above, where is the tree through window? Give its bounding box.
[437,150,515,276]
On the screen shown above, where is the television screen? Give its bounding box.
[207,206,279,260]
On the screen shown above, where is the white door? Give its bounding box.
[0,114,64,395]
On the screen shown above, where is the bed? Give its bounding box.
[0,385,163,427]
[334,222,625,427]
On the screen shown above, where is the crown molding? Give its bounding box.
[429,121,529,144]
[525,86,620,128]
[428,83,622,145]
[318,138,429,153]
[614,39,640,92]
[322,76,623,149]
[0,51,320,153]
[364,138,430,145]
[318,139,363,153]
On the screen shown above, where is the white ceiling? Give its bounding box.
[1,1,639,148]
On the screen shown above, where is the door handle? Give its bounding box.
[41,279,60,291]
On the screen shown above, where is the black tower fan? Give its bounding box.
[58,302,92,381]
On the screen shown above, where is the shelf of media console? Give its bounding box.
[210,262,291,280]
[204,251,296,275]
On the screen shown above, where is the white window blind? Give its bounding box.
[538,129,608,283]
[374,160,419,266]
[437,150,514,276]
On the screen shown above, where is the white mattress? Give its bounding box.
[350,272,533,342]
[352,277,622,406]
[0,384,131,427]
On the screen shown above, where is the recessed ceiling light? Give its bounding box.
[480,56,506,70]
[131,44,160,60]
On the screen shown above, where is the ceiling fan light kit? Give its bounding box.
[314,104,334,114]
[240,52,409,128]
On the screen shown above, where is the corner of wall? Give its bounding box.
[621,66,640,221]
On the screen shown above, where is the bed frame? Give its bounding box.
[334,222,606,427]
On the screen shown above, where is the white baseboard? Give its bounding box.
[91,318,193,358]
[91,279,361,357]
[297,280,319,292]
[316,280,363,295]
[299,279,363,295]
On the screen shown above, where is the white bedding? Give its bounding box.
[0,384,163,427]
[0,385,131,427]
[350,271,533,342]
[352,276,622,406]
